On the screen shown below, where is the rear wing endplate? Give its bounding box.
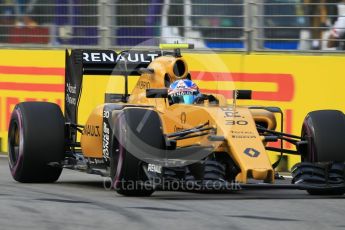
[64,49,162,125]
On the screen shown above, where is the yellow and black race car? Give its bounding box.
[7,44,345,196]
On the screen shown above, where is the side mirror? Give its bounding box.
[146,88,168,98]
[233,90,252,100]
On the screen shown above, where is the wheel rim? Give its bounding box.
[302,120,316,162]
[113,115,125,189]
[9,120,20,167]
[8,109,24,173]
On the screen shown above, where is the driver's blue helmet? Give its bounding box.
[168,79,199,104]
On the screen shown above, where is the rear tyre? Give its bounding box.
[294,110,345,195]
[8,102,65,183]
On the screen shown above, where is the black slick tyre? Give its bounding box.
[111,109,165,196]
[8,102,65,183]
[295,110,345,195]
[301,110,345,162]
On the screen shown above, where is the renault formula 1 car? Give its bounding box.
[8,44,345,196]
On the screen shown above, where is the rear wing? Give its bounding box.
[64,49,163,125]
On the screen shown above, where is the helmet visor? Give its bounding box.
[171,94,195,104]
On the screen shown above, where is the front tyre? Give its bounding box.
[301,110,345,162]
[8,102,65,183]
[111,111,157,196]
[293,110,345,195]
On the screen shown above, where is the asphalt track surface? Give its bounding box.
[1,156,345,230]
